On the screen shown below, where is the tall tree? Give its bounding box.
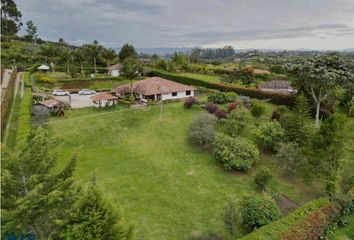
[25,20,37,43]
[1,0,22,35]
[84,42,103,74]
[121,57,142,96]
[102,48,117,72]
[287,54,353,128]
[189,48,201,63]
[59,47,72,75]
[73,47,86,76]
[1,127,78,238]
[61,176,134,240]
[304,113,348,196]
[39,43,59,70]
[119,44,137,62]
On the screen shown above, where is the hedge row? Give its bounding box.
[239,193,354,240]
[57,76,122,82]
[16,87,32,149]
[148,71,296,106]
[23,72,31,87]
[239,198,331,240]
[1,69,17,142]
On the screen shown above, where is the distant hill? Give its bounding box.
[113,47,192,55]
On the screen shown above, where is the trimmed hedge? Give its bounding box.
[239,198,340,240]
[16,87,32,149]
[23,72,31,87]
[148,70,296,106]
[57,76,123,82]
[1,69,17,142]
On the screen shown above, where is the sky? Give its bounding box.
[17,0,354,50]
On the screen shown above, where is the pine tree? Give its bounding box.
[62,176,134,240]
[282,93,312,146]
[1,127,78,239]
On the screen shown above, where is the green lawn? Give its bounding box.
[47,102,324,239]
[164,71,222,83]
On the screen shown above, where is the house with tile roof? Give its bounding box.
[114,77,196,101]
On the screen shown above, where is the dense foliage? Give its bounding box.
[213,133,259,171]
[240,194,281,230]
[207,92,230,104]
[252,121,285,151]
[254,167,273,190]
[189,112,217,149]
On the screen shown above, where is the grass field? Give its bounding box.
[46,101,326,239]
[163,71,222,83]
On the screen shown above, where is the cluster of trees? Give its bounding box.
[1,127,133,239]
[1,0,38,42]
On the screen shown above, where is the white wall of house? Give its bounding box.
[161,90,194,100]
[111,70,120,77]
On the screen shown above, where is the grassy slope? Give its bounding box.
[329,213,354,240]
[48,102,322,239]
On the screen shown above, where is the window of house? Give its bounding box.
[172,92,177,96]
[186,90,191,95]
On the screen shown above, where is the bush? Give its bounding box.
[254,167,272,190]
[214,133,259,171]
[276,142,300,176]
[226,92,238,101]
[251,102,266,118]
[227,103,238,112]
[223,198,239,238]
[204,103,218,114]
[238,96,251,109]
[184,97,198,109]
[271,110,281,121]
[253,121,285,151]
[219,108,249,137]
[214,108,227,119]
[35,73,56,84]
[240,193,281,230]
[23,72,31,87]
[189,112,217,149]
[207,92,229,104]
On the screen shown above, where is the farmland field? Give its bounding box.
[47,102,324,239]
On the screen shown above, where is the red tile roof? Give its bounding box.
[90,92,118,101]
[114,77,195,95]
[38,99,60,108]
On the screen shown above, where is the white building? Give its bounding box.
[114,77,196,101]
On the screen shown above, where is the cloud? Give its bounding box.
[16,0,354,49]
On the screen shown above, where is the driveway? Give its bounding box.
[54,94,96,109]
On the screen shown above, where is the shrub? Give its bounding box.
[223,198,239,238]
[253,121,285,151]
[240,193,281,230]
[214,133,259,171]
[189,112,217,149]
[204,103,218,114]
[254,167,272,190]
[35,73,56,84]
[184,97,198,109]
[227,102,238,112]
[23,72,31,87]
[238,96,251,109]
[207,92,229,104]
[348,175,354,189]
[219,108,249,137]
[251,102,266,118]
[271,110,281,121]
[226,92,238,102]
[276,142,300,176]
[214,108,227,119]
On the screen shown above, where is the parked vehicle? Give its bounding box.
[78,89,96,95]
[53,90,70,96]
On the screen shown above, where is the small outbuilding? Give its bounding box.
[32,99,61,116]
[91,92,118,108]
[258,80,297,94]
[37,64,50,72]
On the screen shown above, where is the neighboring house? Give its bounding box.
[108,64,123,77]
[32,99,61,116]
[114,77,196,101]
[258,80,297,94]
[91,92,118,108]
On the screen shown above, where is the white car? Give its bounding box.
[53,90,70,96]
[78,89,96,95]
